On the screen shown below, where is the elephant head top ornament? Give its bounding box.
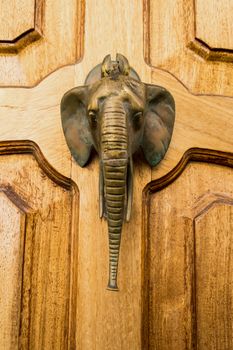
[61,54,175,291]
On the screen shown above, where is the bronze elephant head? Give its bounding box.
[61,54,175,291]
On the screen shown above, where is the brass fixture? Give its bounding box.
[61,54,175,291]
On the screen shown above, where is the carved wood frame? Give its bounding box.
[142,147,233,348]
[0,140,79,349]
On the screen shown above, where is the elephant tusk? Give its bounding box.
[126,157,133,222]
[99,163,104,218]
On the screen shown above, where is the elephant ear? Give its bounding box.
[142,84,175,167]
[61,86,93,167]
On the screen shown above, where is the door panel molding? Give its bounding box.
[142,148,233,349]
[145,148,233,194]
[0,140,79,349]
[144,0,233,95]
[0,0,84,87]
[0,140,74,189]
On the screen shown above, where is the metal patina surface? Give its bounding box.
[61,54,175,290]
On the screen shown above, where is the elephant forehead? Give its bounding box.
[88,77,146,110]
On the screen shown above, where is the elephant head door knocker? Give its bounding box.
[61,54,175,291]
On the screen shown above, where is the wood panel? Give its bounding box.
[0,0,34,41]
[0,141,78,349]
[72,1,151,349]
[0,0,232,349]
[144,0,233,95]
[0,0,42,55]
[0,193,26,350]
[195,204,233,349]
[0,0,84,86]
[0,7,150,348]
[149,68,233,180]
[143,151,233,350]
[0,1,231,182]
[0,65,75,178]
[195,0,233,50]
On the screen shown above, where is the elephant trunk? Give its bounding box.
[101,98,128,291]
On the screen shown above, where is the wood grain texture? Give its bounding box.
[74,154,151,350]
[0,0,42,54]
[0,0,84,86]
[0,141,79,349]
[195,204,233,349]
[0,0,232,349]
[195,0,233,50]
[149,68,233,181]
[0,66,76,178]
[0,0,34,41]
[143,150,233,349]
[145,0,233,95]
[0,193,26,350]
[72,2,151,349]
[0,18,151,349]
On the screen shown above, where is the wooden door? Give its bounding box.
[0,1,232,349]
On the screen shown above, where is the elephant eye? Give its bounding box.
[133,111,143,121]
[132,111,143,129]
[88,110,97,125]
